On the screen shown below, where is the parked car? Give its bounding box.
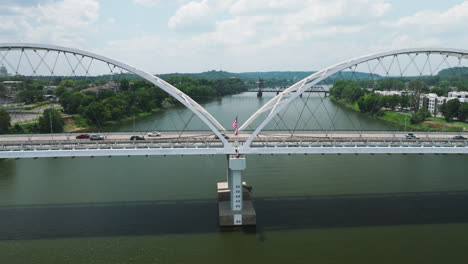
[146,131,161,137]
[215,133,229,139]
[130,136,145,140]
[90,134,105,140]
[75,134,90,139]
[453,135,466,140]
[405,133,419,139]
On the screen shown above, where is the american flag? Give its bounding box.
[232,116,238,136]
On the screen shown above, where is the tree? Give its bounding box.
[458,103,468,122]
[119,79,130,91]
[408,80,428,111]
[38,109,64,133]
[82,102,110,126]
[440,99,461,122]
[0,108,11,134]
[431,87,448,97]
[410,107,431,124]
[17,89,44,104]
[0,82,7,98]
[358,93,382,114]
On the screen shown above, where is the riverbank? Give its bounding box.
[333,98,467,132]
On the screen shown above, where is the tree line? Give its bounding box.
[330,80,468,124]
[0,76,248,133]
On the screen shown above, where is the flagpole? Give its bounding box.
[233,116,239,158]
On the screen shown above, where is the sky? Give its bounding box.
[1,0,468,74]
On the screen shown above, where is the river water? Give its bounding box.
[1,93,467,263]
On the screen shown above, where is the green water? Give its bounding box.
[0,93,467,263]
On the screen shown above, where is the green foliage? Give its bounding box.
[330,80,366,102]
[82,102,111,126]
[17,89,44,104]
[431,87,449,97]
[408,80,429,111]
[358,93,382,114]
[459,103,468,122]
[38,109,64,133]
[0,108,11,134]
[410,107,431,124]
[9,124,24,134]
[440,99,461,122]
[380,95,400,110]
[0,82,7,97]
[375,79,405,91]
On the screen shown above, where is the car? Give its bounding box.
[75,134,90,139]
[89,134,104,140]
[453,135,466,140]
[215,133,229,139]
[405,133,419,139]
[146,131,161,137]
[130,136,145,140]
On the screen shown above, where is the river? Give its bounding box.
[0,92,467,263]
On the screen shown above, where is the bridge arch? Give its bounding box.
[0,43,232,148]
[239,48,468,148]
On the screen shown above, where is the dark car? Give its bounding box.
[75,134,90,139]
[130,136,145,140]
[214,133,229,139]
[453,135,466,140]
[405,133,419,139]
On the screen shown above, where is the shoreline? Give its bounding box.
[331,97,467,132]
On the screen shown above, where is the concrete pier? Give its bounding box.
[217,182,256,226]
[217,156,256,226]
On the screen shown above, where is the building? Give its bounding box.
[43,86,58,93]
[448,91,468,103]
[81,81,119,94]
[374,90,404,96]
[419,93,457,117]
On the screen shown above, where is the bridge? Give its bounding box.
[246,85,331,96]
[1,43,468,226]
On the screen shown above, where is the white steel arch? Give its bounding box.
[239,48,468,149]
[0,43,232,148]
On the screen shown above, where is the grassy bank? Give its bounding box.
[332,97,467,132]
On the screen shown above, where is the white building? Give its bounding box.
[448,91,468,103]
[420,93,457,117]
[374,90,403,96]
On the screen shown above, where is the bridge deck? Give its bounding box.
[0,132,467,158]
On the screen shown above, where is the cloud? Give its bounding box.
[396,1,468,27]
[132,0,161,7]
[168,0,235,31]
[0,0,100,46]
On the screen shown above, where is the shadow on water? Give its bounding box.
[1,191,468,240]
[0,159,15,184]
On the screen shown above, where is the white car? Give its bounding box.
[147,131,161,137]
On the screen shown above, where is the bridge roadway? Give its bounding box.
[0,131,467,158]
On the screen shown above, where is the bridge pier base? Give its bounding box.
[217,155,256,227]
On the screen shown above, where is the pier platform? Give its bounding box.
[217,182,257,226]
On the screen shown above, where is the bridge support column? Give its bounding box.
[217,155,256,226]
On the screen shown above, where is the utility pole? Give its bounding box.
[133,114,135,133]
[404,115,407,131]
[49,111,53,134]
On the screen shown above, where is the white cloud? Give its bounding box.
[0,0,99,46]
[132,0,161,7]
[168,0,234,31]
[396,1,468,27]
